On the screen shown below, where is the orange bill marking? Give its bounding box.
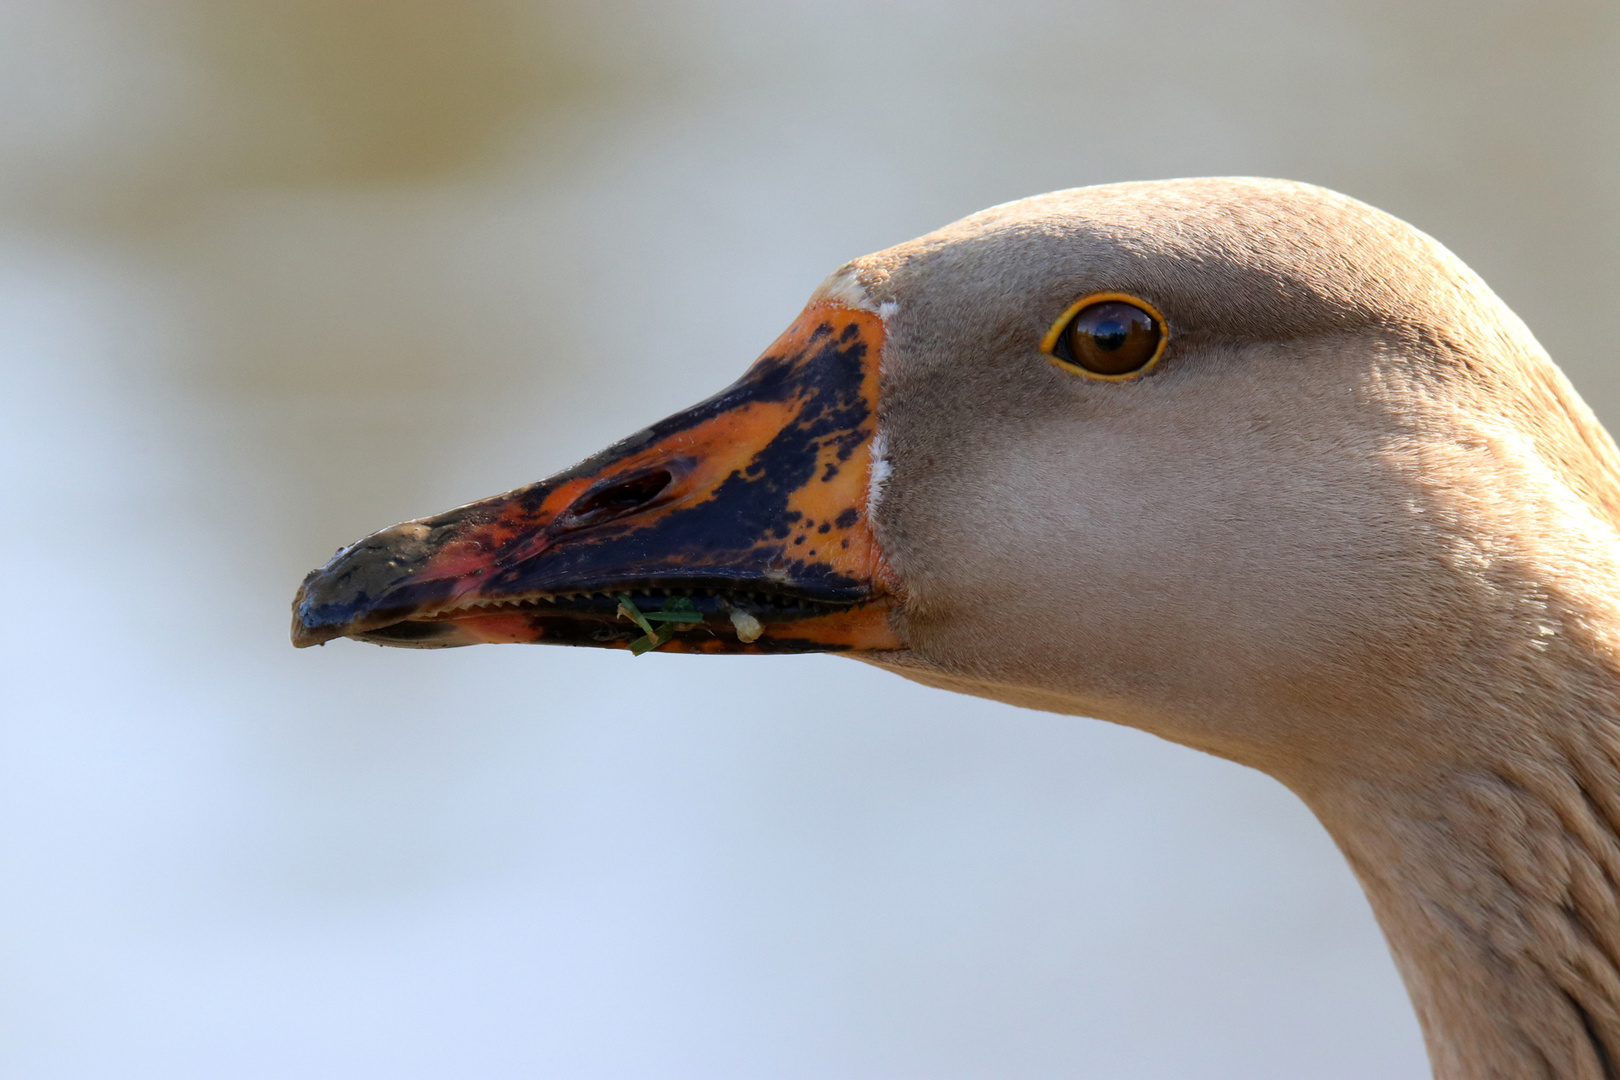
[290,300,905,655]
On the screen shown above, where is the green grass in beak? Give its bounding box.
[617,595,704,655]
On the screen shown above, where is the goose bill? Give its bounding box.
[290,301,903,655]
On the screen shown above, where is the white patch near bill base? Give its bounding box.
[810,267,880,313]
[811,266,895,524]
[866,428,892,522]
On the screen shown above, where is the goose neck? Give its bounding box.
[1305,688,1620,1080]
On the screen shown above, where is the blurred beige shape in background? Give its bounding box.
[0,1,1615,1077]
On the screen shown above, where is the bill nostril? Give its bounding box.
[563,469,673,528]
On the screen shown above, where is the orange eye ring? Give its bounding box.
[1040,292,1168,381]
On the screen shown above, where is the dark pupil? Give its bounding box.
[1061,300,1159,375]
[1092,320,1128,351]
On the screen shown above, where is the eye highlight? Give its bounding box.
[1041,292,1167,380]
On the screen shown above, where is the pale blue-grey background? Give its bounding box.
[3,1,1616,1076]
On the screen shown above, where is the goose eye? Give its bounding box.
[1043,293,1167,380]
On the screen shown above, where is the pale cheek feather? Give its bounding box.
[866,429,892,522]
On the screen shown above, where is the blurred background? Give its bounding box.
[1,1,1615,1076]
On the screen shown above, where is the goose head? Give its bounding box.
[293,176,1620,780]
[852,178,1620,786]
[292,177,1620,1078]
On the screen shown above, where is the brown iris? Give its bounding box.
[1045,294,1167,379]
